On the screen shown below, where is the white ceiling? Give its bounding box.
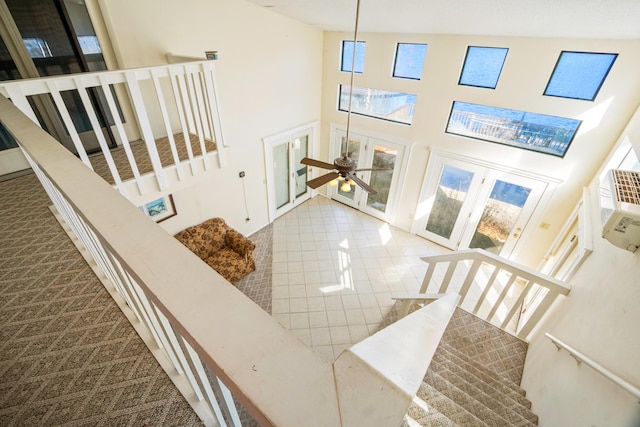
[247,0,640,39]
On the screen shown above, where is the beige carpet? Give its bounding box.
[0,173,203,426]
[90,134,216,185]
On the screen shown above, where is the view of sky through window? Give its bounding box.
[544,51,617,100]
[341,41,366,73]
[446,101,581,157]
[459,46,508,88]
[393,43,427,79]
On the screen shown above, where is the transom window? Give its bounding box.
[339,85,416,125]
[458,46,508,89]
[446,101,581,157]
[393,43,427,80]
[341,41,366,73]
[544,51,617,101]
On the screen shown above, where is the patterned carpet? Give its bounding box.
[0,174,203,426]
[0,169,529,426]
[89,134,216,185]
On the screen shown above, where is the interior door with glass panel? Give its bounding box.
[330,130,406,222]
[264,127,312,221]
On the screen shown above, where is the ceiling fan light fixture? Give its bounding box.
[329,178,339,186]
[340,181,352,192]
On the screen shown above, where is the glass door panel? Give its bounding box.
[264,123,316,221]
[416,153,550,257]
[293,135,308,198]
[468,180,532,254]
[458,170,547,257]
[273,142,290,209]
[416,157,485,249]
[425,165,475,239]
[335,135,361,204]
[5,0,116,154]
[331,130,408,222]
[365,145,397,213]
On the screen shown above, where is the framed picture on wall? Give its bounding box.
[139,194,177,223]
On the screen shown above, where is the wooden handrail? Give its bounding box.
[546,333,640,401]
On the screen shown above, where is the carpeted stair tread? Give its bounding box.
[439,309,528,386]
[436,342,534,412]
[403,394,459,427]
[415,381,489,426]
[429,354,537,426]
[425,369,522,426]
[438,340,527,398]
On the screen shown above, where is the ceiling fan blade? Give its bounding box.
[307,172,340,189]
[300,157,336,170]
[349,173,378,195]
[354,167,393,172]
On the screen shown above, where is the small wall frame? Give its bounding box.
[139,194,177,223]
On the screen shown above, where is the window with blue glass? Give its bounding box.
[544,51,617,101]
[459,46,508,89]
[341,41,366,73]
[446,101,581,157]
[393,43,427,80]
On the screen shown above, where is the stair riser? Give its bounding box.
[429,356,538,426]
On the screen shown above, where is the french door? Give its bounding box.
[264,122,317,221]
[329,127,409,222]
[414,152,551,257]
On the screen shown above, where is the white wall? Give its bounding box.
[521,108,640,427]
[321,32,640,266]
[97,0,323,235]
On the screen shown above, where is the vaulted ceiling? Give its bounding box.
[246,0,640,39]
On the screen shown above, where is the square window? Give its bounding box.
[459,46,508,89]
[341,41,366,73]
[339,85,416,125]
[446,101,581,157]
[393,43,427,80]
[544,51,617,101]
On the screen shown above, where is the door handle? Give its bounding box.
[513,233,519,238]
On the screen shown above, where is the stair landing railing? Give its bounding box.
[393,249,571,340]
[0,59,226,198]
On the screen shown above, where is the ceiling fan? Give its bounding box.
[300,0,386,196]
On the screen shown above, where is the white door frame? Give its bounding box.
[263,121,319,222]
[329,123,412,224]
[412,148,561,259]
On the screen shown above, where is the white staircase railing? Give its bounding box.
[1,92,460,426]
[0,60,226,198]
[393,249,571,340]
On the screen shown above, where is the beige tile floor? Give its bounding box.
[270,196,526,362]
[271,196,451,362]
